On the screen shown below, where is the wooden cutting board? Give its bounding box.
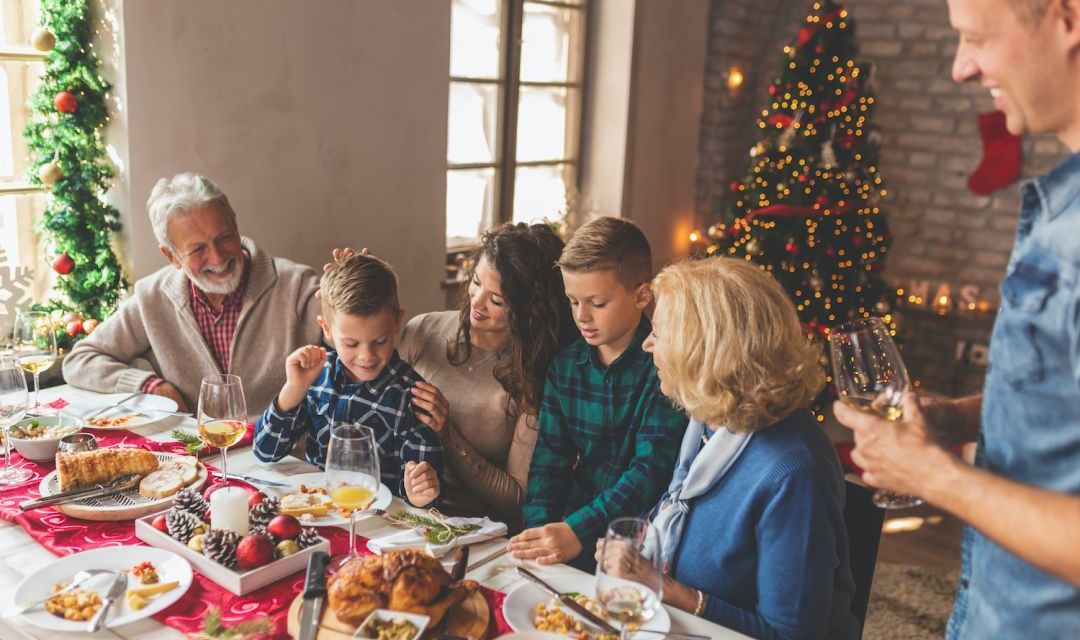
[286,590,489,639]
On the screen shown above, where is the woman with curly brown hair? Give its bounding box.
[399,222,575,522]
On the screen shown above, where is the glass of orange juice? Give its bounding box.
[325,422,381,570]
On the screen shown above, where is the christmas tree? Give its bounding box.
[706,0,894,340]
[24,0,127,348]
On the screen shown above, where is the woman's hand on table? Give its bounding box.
[410,382,449,435]
[404,460,440,508]
[152,382,189,413]
[507,523,583,565]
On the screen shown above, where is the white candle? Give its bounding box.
[210,486,250,535]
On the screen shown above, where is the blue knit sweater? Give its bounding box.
[668,411,859,640]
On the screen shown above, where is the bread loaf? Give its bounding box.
[56,449,159,491]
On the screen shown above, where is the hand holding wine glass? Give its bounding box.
[596,517,664,640]
[325,422,381,572]
[828,317,923,509]
[12,310,56,410]
[0,356,30,484]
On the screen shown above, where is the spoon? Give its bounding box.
[8,569,115,616]
[7,424,29,439]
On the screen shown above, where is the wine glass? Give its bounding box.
[596,517,664,640]
[12,310,57,409]
[0,356,31,484]
[197,374,248,487]
[325,423,381,572]
[828,316,923,509]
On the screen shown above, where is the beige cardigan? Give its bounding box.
[62,238,323,413]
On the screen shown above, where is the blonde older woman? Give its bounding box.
[604,257,858,640]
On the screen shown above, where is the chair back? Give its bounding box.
[843,480,885,636]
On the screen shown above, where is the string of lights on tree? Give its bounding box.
[701,0,898,349]
[25,0,126,349]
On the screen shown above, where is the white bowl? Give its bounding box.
[353,609,430,640]
[9,416,83,461]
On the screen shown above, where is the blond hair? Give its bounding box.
[320,253,400,319]
[559,216,652,290]
[651,257,823,433]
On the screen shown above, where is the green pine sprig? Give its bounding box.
[170,428,205,455]
[189,606,273,640]
[386,509,481,544]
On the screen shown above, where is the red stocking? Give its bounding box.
[968,110,1021,195]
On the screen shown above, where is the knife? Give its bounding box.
[299,551,330,640]
[516,567,619,635]
[450,545,470,582]
[19,474,142,511]
[225,473,290,488]
[84,392,140,421]
[88,571,127,632]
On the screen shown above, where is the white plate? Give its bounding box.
[13,545,193,631]
[63,393,180,429]
[502,574,671,637]
[267,472,393,527]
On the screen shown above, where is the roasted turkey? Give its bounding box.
[328,549,479,626]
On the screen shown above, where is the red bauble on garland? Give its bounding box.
[54,90,78,114]
[52,252,75,275]
[785,241,800,255]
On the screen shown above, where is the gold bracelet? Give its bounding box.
[692,589,708,617]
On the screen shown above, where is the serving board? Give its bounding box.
[36,451,208,521]
[285,589,490,640]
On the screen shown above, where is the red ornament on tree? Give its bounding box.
[797,173,809,183]
[769,84,778,96]
[52,253,75,275]
[54,90,78,114]
[815,44,826,54]
[785,241,800,255]
[728,180,742,192]
[728,219,744,237]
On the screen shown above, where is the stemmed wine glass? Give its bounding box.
[12,310,56,410]
[197,374,248,486]
[828,316,923,509]
[325,423,381,572]
[0,356,31,484]
[596,517,664,640]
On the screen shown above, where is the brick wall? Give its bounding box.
[696,0,1070,395]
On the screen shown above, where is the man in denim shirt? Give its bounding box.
[834,0,1080,637]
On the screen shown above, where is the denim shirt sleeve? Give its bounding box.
[254,394,312,463]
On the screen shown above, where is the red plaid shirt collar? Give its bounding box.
[189,255,251,373]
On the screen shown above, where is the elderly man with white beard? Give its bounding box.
[63,173,322,412]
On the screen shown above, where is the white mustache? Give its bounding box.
[202,257,235,275]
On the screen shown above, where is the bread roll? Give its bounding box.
[56,449,159,491]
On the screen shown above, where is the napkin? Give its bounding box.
[366,516,507,558]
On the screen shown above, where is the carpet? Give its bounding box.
[863,563,960,640]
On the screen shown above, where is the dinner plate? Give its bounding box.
[13,545,193,631]
[502,573,671,637]
[63,393,180,429]
[266,472,393,527]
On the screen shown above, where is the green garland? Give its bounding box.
[24,0,127,347]
[386,510,482,544]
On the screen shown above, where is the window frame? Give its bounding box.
[446,0,589,253]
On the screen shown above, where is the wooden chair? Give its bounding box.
[843,480,885,637]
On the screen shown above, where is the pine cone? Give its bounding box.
[296,527,320,550]
[171,487,207,517]
[202,528,241,568]
[250,524,272,541]
[248,496,280,528]
[166,509,205,544]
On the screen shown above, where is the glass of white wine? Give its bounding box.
[325,422,381,572]
[12,310,57,410]
[828,316,923,509]
[596,517,664,640]
[197,374,248,487]
[0,356,31,484]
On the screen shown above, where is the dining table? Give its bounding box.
[0,384,750,639]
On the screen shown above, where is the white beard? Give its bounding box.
[186,256,244,295]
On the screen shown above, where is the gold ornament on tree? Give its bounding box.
[37,161,63,186]
[31,27,55,52]
[746,238,763,256]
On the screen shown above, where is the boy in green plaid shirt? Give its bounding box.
[508,217,685,569]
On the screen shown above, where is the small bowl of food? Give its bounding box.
[8,416,84,462]
[353,609,429,640]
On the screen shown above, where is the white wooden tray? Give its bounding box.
[134,510,331,595]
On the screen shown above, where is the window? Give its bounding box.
[446,0,587,250]
[0,0,48,316]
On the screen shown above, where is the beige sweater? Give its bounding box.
[398,311,538,523]
[62,238,323,413]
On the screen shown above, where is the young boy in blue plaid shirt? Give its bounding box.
[509,217,685,569]
[254,253,442,507]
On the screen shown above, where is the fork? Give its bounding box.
[7,569,114,616]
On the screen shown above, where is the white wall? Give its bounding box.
[114,0,450,317]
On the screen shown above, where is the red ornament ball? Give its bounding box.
[53,90,77,114]
[52,253,75,275]
[248,491,268,508]
[815,44,826,54]
[65,320,83,337]
[152,514,169,533]
[728,180,741,192]
[797,173,809,183]
[728,221,744,237]
[825,248,837,256]
[785,241,800,255]
[815,195,832,208]
[236,533,276,570]
[769,84,778,96]
[267,514,302,540]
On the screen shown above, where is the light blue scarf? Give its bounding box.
[644,419,752,571]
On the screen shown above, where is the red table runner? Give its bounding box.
[0,428,511,639]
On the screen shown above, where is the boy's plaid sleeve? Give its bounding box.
[564,381,685,545]
[523,367,577,528]
[254,395,311,463]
